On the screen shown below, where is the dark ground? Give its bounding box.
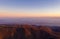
[0,24,60,39]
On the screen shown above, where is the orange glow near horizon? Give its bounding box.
[0,13,60,18]
[0,0,60,18]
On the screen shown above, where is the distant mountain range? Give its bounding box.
[0,17,60,26]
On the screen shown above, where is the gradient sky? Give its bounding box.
[0,0,60,18]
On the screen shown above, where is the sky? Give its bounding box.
[0,0,60,18]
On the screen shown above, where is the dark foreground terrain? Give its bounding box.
[0,24,60,39]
